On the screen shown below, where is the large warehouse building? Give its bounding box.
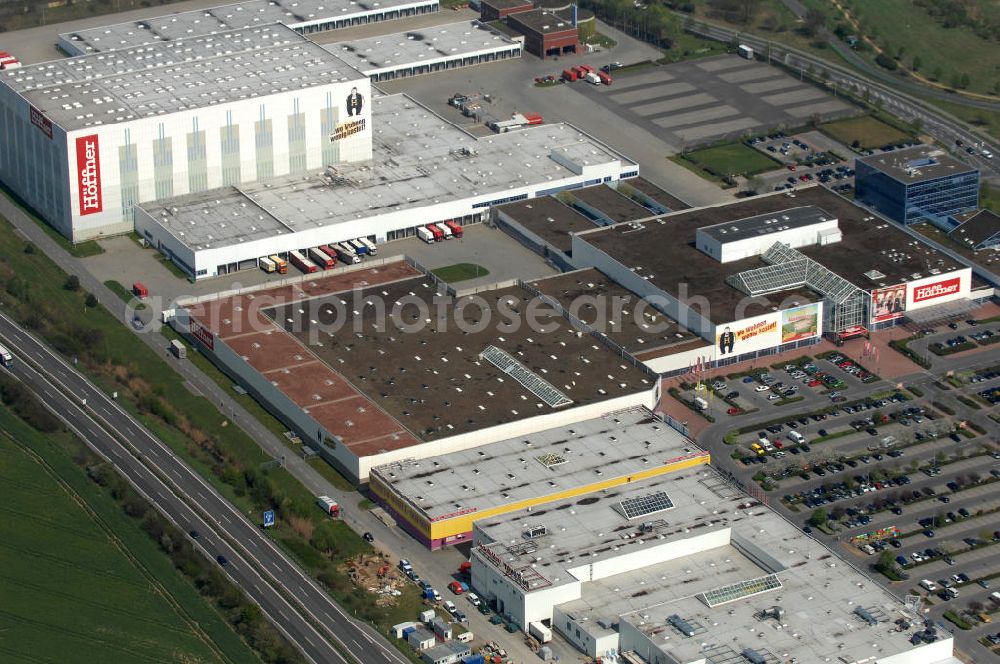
[369,407,708,549]
[470,464,960,664]
[174,262,660,482]
[322,21,523,83]
[57,0,440,55]
[559,186,978,373]
[0,24,372,242]
[137,93,637,279]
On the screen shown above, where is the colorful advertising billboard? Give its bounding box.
[75,134,103,216]
[871,284,906,323]
[717,303,823,358]
[780,303,820,343]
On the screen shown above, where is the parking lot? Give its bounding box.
[745,130,858,194]
[708,350,1000,654]
[575,55,853,149]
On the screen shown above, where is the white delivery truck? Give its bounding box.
[435,222,453,239]
[417,226,436,244]
[585,71,602,85]
[259,256,276,273]
[0,344,12,368]
[738,44,754,60]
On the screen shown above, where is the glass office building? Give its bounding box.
[855,146,979,225]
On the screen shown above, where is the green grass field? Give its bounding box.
[681,142,780,179]
[431,263,489,282]
[819,116,911,150]
[834,0,1000,97]
[0,409,255,664]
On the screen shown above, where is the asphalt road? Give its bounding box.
[0,311,409,664]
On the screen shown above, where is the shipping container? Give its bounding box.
[598,71,612,86]
[334,243,361,264]
[417,226,436,244]
[580,64,595,74]
[426,224,444,241]
[571,66,586,78]
[132,282,149,299]
[316,495,340,517]
[259,256,276,273]
[0,344,13,368]
[561,69,577,82]
[528,622,552,643]
[289,250,318,274]
[308,247,335,269]
[269,255,288,274]
[356,237,378,255]
[434,222,453,239]
[444,220,463,238]
[347,239,368,256]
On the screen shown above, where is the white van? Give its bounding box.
[693,396,708,411]
[945,587,959,599]
[788,430,805,444]
[920,579,937,592]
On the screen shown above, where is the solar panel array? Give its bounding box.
[700,574,782,607]
[618,490,674,519]
[479,345,573,408]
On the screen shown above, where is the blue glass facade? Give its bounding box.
[855,159,979,225]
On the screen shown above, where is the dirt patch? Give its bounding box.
[342,553,408,607]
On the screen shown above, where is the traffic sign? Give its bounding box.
[263,510,275,528]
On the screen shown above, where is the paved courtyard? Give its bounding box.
[576,55,854,149]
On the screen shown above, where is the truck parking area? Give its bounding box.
[573,55,854,150]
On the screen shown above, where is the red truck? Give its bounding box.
[561,69,577,82]
[598,71,612,86]
[308,247,335,270]
[132,282,148,299]
[571,66,587,79]
[426,224,444,242]
[319,245,340,266]
[289,249,318,274]
[444,220,463,238]
[579,64,595,74]
[522,112,543,125]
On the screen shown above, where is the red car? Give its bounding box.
[727,407,744,415]
[807,379,821,387]
[773,441,784,449]
[787,164,796,171]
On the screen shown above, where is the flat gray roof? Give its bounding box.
[697,205,835,243]
[143,93,634,251]
[325,20,519,73]
[371,407,703,522]
[859,145,977,185]
[4,24,364,130]
[474,466,944,663]
[58,0,439,54]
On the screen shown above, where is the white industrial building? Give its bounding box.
[324,20,523,82]
[694,206,840,264]
[137,93,637,279]
[0,23,372,242]
[470,465,960,664]
[57,0,440,55]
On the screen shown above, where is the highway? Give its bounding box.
[0,310,409,664]
[682,21,1000,181]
